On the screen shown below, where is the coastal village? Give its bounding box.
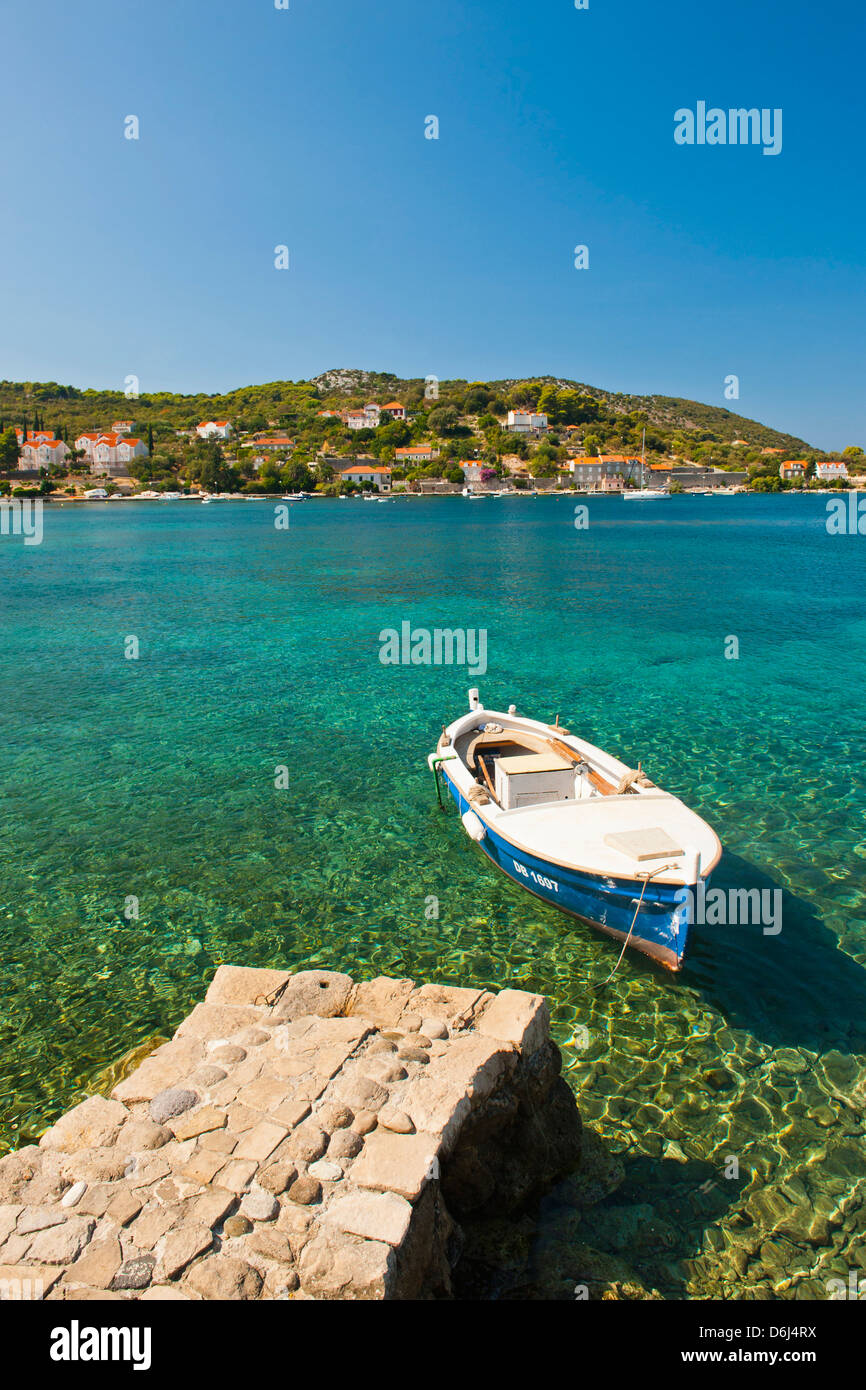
[1,375,862,499]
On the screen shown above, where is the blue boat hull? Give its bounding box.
[444,774,694,969]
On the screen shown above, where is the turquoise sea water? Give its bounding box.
[1,492,865,1297]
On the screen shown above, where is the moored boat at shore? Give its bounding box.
[429,691,721,970]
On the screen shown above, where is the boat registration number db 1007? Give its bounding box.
[512,860,559,893]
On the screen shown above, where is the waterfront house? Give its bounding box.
[115,437,148,464]
[196,420,233,439]
[395,445,439,464]
[602,454,644,484]
[462,462,494,484]
[507,409,548,434]
[339,464,392,492]
[815,460,849,482]
[780,459,807,480]
[75,432,101,459]
[83,433,150,474]
[568,454,644,489]
[92,434,121,468]
[19,438,70,469]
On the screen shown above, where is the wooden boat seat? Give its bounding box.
[466,729,551,771]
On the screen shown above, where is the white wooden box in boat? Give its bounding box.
[494,752,575,810]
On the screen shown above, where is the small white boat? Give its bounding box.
[622,429,669,499]
[429,691,721,970]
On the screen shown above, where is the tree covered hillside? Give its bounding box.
[1,370,859,494]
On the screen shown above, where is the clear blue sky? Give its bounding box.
[1,0,863,448]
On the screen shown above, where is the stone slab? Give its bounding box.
[205,965,292,1008]
[349,1131,440,1201]
[347,976,415,1028]
[476,988,550,1055]
[326,1191,413,1247]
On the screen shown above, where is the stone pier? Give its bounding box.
[0,966,581,1300]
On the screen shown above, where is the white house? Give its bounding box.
[339,464,392,492]
[395,445,439,464]
[91,434,121,468]
[75,432,101,460]
[815,460,848,482]
[88,434,149,475]
[112,420,133,435]
[115,438,149,463]
[19,438,70,470]
[197,420,233,440]
[346,405,381,430]
[507,409,548,434]
[779,460,807,480]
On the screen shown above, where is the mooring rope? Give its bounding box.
[592,861,678,994]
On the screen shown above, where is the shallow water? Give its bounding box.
[1,492,864,1297]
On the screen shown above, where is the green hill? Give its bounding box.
[3,371,851,496]
[0,371,816,452]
